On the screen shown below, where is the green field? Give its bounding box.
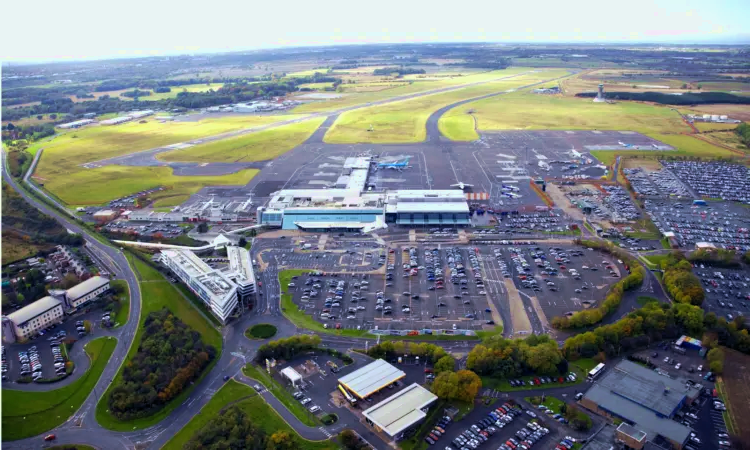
[95,257,222,431]
[34,114,300,205]
[695,122,741,132]
[1,337,117,441]
[159,117,326,163]
[323,69,570,143]
[163,380,337,450]
[591,133,739,165]
[438,90,693,140]
[140,83,224,101]
[242,363,319,426]
[298,82,334,90]
[292,68,535,114]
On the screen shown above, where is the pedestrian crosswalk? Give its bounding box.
[318,427,332,438]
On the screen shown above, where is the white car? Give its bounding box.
[675,363,682,370]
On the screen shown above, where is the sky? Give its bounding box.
[2,0,748,63]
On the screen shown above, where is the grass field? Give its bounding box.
[95,257,222,431]
[299,82,334,90]
[590,134,739,166]
[242,363,319,426]
[159,117,325,163]
[699,131,748,153]
[1,337,117,441]
[324,69,569,143]
[292,68,534,114]
[34,114,299,205]
[162,380,337,450]
[439,91,692,141]
[41,164,259,207]
[695,122,741,132]
[140,83,224,101]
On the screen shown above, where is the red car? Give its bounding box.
[44,435,56,441]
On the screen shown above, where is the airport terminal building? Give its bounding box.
[256,156,471,231]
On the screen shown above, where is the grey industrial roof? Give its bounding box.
[584,361,692,445]
[66,276,109,300]
[6,296,62,325]
[362,383,438,437]
[593,360,687,417]
[587,384,690,444]
[338,359,405,398]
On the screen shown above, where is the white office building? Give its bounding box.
[160,249,239,324]
[64,276,111,309]
[226,246,256,298]
[3,297,64,342]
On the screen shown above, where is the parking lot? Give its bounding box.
[694,267,750,321]
[288,245,497,331]
[487,244,625,319]
[1,309,104,384]
[661,161,750,203]
[645,199,750,250]
[623,167,691,197]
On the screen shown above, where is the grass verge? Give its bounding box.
[715,379,738,436]
[242,363,319,426]
[163,380,336,450]
[525,395,565,414]
[1,337,117,441]
[109,279,130,328]
[94,257,222,431]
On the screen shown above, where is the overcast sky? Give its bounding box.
[2,0,748,63]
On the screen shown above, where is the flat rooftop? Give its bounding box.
[6,296,62,325]
[226,246,255,285]
[162,249,235,297]
[338,359,406,399]
[362,383,438,437]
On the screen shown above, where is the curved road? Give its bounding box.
[6,69,628,449]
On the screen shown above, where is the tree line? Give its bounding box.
[185,405,301,450]
[254,334,321,362]
[364,340,449,364]
[466,334,567,379]
[551,239,645,329]
[736,122,750,148]
[688,248,743,268]
[372,66,426,76]
[575,91,750,105]
[108,308,216,419]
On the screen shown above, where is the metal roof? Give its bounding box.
[362,383,438,437]
[338,359,405,398]
[280,366,302,382]
[65,276,109,300]
[617,423,647,442]
[6,296,62,325]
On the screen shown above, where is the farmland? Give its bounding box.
[33,114,298,205]
[323,69,569,143]
[439,90,693,140]
[159,116,326,163]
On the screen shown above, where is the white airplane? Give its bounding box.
[618,141,634,148]
[501,184,520,192]
[502,192,521,199]
[570,149,582,158]
[652,144,659,149]
[450,182,474,190]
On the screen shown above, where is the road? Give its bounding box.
[4,69,659,449]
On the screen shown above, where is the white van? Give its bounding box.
[309,405,321,413]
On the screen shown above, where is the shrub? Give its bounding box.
[245,323,278,339]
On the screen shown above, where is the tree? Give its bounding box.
[707,347,725,374]
[36,115,43,120]
[49,114,57,119]
[238,237,248,248]
[431,371,459,400]
[434,355,455,373]
[266,430,297,450]
[197,222,208,233]
[339,429,360,449]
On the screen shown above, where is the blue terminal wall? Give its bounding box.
[281,209,382,230]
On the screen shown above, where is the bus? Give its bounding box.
[338,384,358,406]
[587,363,606,381]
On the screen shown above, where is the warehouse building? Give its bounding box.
[56,119,95,129]
[338,359,406,400]
[580,360,697,449]
[2,297,64,343]
[160,246,256,323]
[363,383,438,440]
